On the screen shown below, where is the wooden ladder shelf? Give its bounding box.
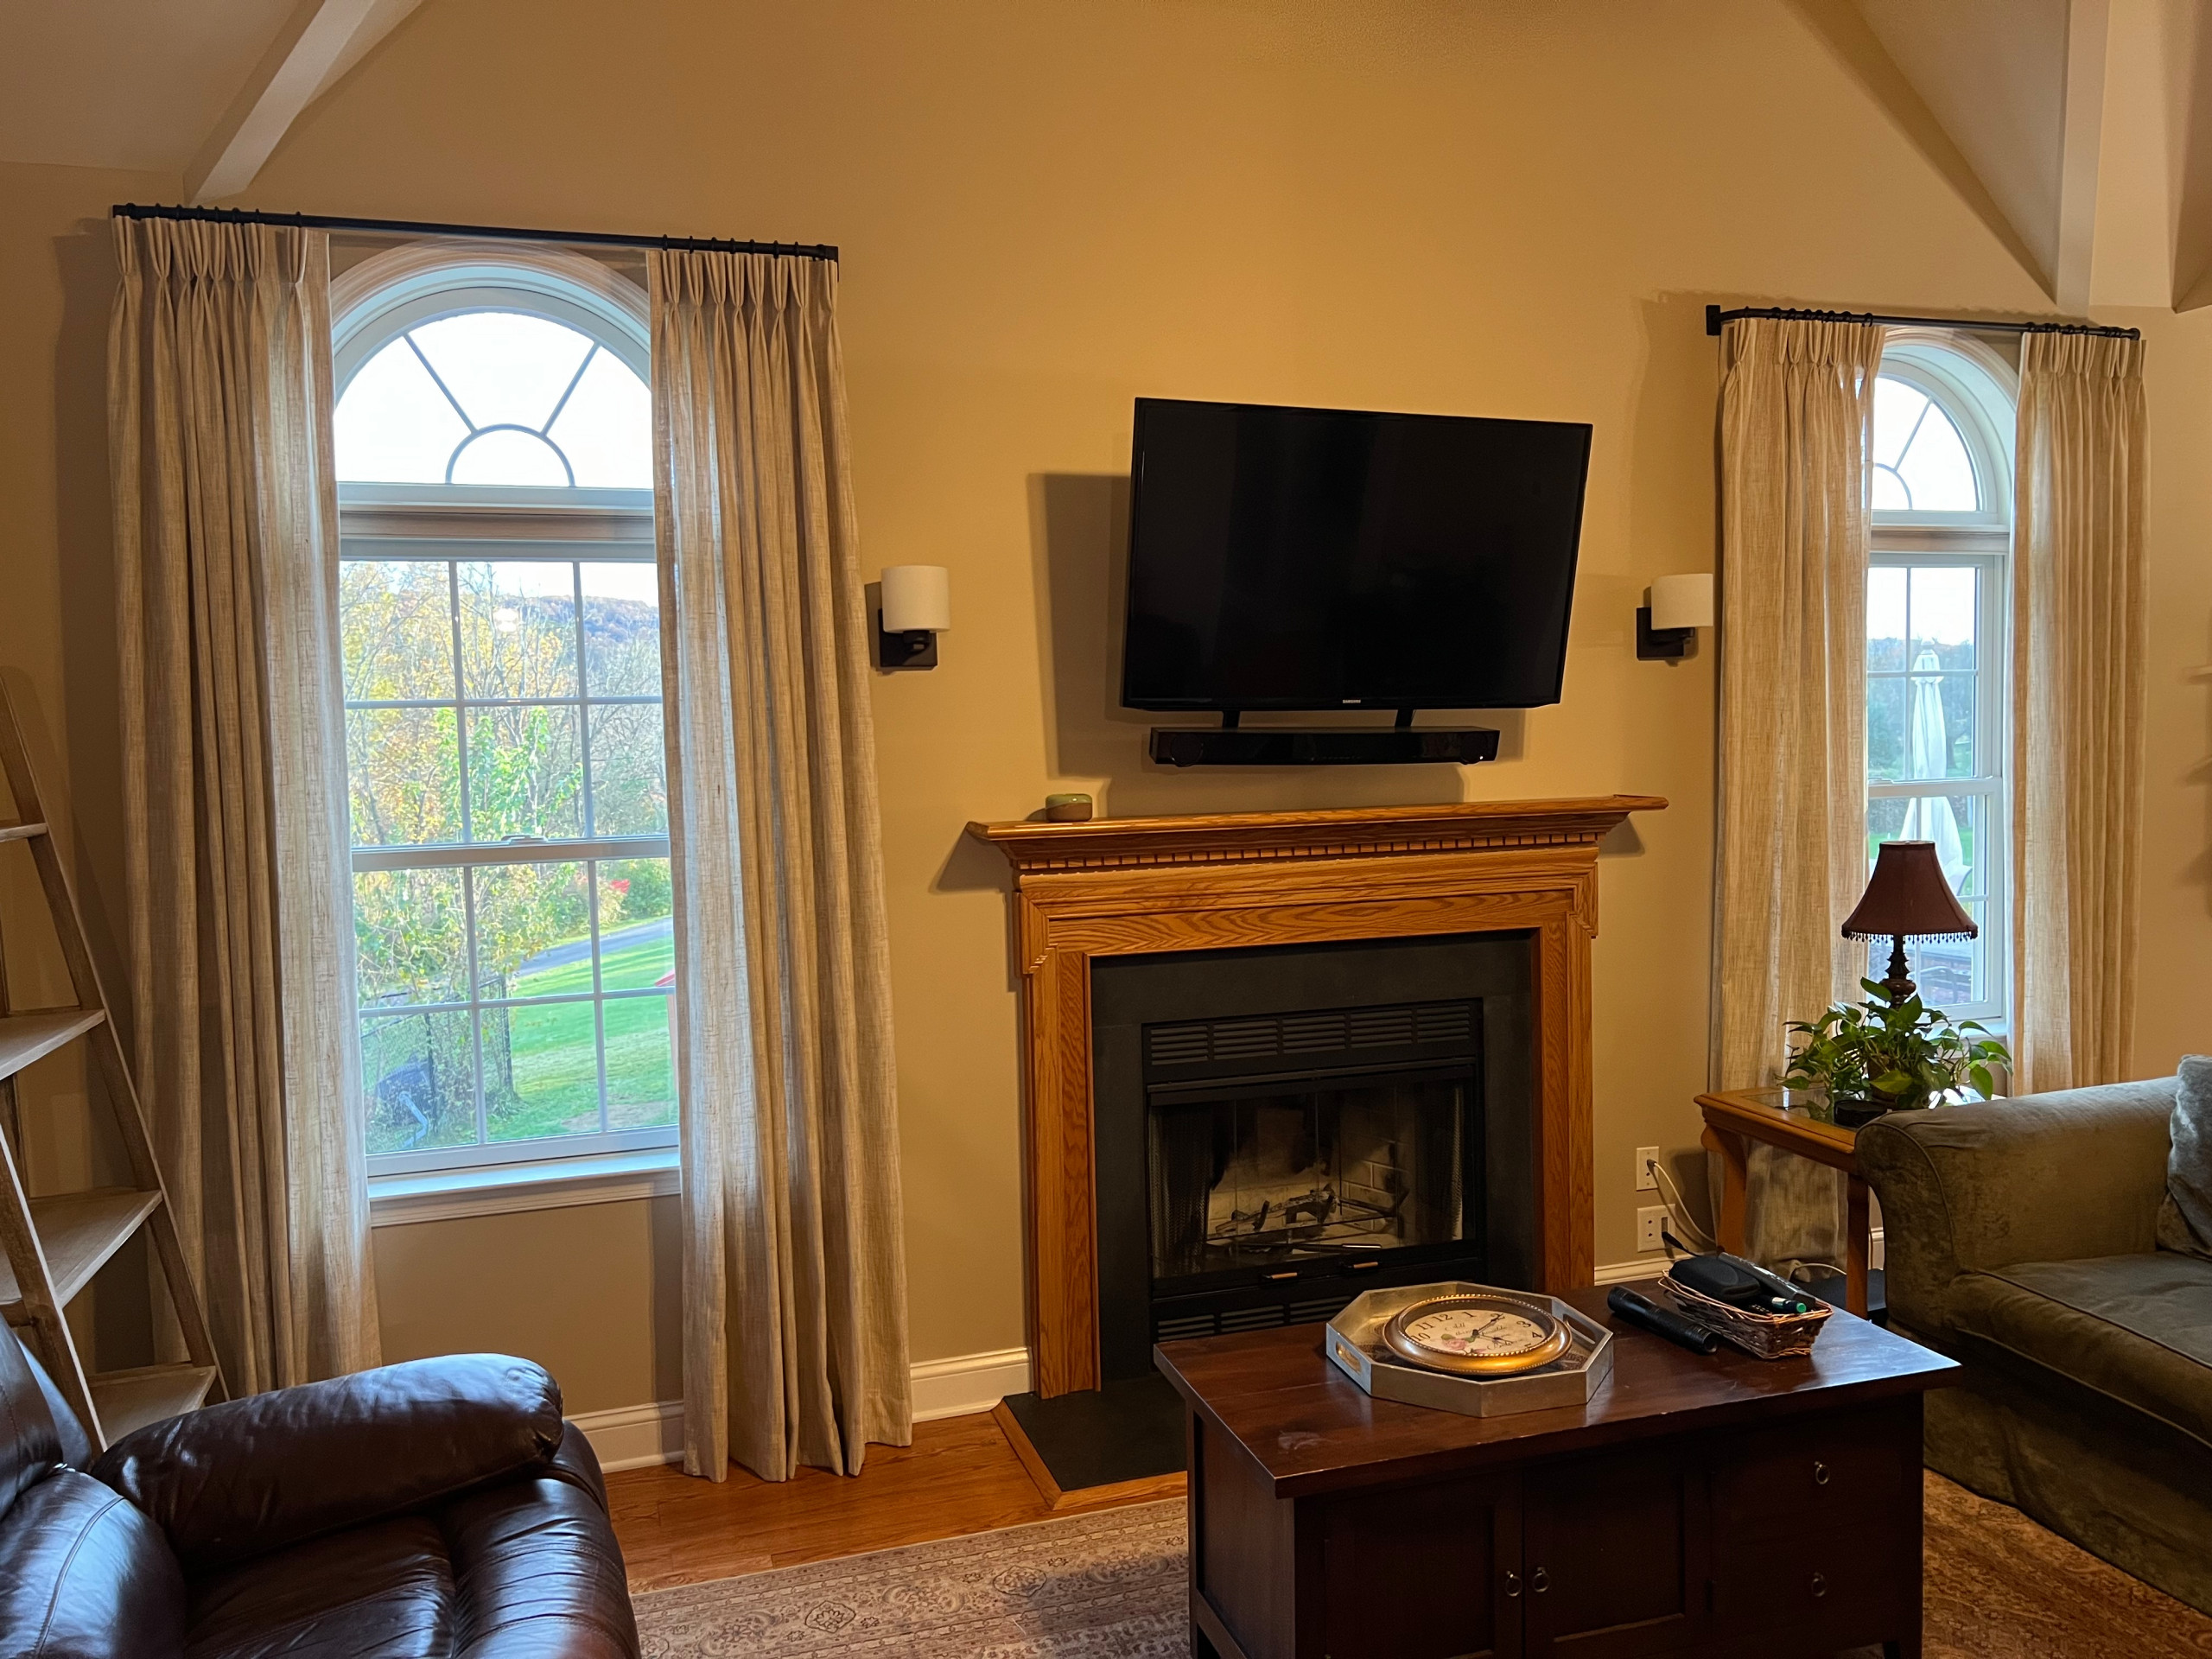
[0,681,226,1446]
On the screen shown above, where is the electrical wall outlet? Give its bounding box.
[1637,1205,1669,1253]
[1636,1147,1660,1191]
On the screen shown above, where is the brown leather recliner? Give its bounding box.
[0,1326,639,1658]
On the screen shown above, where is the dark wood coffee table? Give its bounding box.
[1154,1283,1957,1659]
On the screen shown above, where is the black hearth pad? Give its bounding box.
[997,1373,1185,1495]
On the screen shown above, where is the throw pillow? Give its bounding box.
[2159,1055,2212,1259]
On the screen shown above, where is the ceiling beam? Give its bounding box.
[1790,0,2052,291]
[2053,0,2111,312]
[186,0,423,202]
[2171,0,2212,310]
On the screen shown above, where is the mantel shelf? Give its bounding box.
[967,795,1667,875]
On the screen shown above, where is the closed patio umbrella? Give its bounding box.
[1898,648,1967,888]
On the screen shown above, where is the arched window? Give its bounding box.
[333,245,673,1178]
[1866,335,2015,1025]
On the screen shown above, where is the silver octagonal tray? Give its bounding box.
[1325,1281,1613,1418]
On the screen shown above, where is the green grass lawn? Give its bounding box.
[485,930,675,1141]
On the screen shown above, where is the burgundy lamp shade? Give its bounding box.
[1840,840,1977,943]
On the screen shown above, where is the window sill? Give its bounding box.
[369,1147,680,1227]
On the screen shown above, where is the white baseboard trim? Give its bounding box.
[912,1345,1032,1422]
[568,1399,685,1473]
[569,1345,1036,1473]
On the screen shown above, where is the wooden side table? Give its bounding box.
[1696,1086,1875,1317]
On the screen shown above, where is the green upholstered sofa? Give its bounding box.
[1857,1078,2212,1615]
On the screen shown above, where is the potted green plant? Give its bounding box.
[1783,980,2011,1128]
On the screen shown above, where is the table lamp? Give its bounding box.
[1840,839,1976,1006]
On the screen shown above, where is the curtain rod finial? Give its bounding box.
[1706,303,1724,337]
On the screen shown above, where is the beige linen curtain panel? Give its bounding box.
[108,216,378,1391]
[1713,316,1883,1269]
[2011,332,2147,1092]
[652,248,911,1483]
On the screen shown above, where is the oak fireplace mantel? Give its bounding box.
[967,795,1667,1398]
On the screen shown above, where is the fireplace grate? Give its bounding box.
[1146,999,1475,1072]
[1152,1288,1359,1346]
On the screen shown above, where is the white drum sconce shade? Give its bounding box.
[1638,573,1714,660]
[881,565,952,631]
[876,564,950,669]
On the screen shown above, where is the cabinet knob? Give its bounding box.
[1531,1567,1549,1594]
[1504,1571,1522,1599]
[1810,1572,1827,1599]
[1813,1460,1830,1487]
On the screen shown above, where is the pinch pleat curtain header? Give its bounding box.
[652,248,911,1483]
[1713,315,1883,1089]
[108,213,378,1391]
[1713,315,1882,1273]
[2012,329,2147,1091]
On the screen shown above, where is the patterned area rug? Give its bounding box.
[632,1474,2212,1657]
[633,1501,1186,1657]
[1918,1473,2212,1657]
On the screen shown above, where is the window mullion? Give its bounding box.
[588,859,610,1138]
[449,562,472,845]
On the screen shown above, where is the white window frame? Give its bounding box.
[334,244,677,1192]
[1866,333,2016,1027]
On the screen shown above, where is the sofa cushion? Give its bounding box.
[442,1471,639,1658]
[184,1516,453,1659]
[1949,1252,2212,1451]
[2159,1054,2212,1258]
[182,1469,636,1659]
[0,1466,187,1658]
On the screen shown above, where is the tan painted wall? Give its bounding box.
[372,1198,683,1415]
[2,0,2206,1408]
[2126,305,2212,1075]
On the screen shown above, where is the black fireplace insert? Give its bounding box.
[1091,934,1535,1380]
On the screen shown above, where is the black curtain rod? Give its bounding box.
[1707,302,2136,340]
[111,202,837,262]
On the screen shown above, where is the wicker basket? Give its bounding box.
[1657,1275,1830,1360]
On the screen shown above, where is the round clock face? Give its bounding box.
[1403,1306,1552,1357]
[1382,1294,1573,1376]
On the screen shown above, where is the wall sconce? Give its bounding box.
[1637,573,1715,660]
[877,565,950,670]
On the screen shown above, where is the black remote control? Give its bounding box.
[1607,1286,1719,1356]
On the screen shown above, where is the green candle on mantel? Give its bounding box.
[1044,793,1094,823]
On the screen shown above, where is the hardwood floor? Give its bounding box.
[606,1408,1165,1592]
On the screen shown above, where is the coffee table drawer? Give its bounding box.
[1710,1529,1916,1649]
[1710,1403,1914,1535]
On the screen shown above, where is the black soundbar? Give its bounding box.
[1148,728,1501,767]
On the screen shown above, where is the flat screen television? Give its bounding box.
[1120,397,1592,712]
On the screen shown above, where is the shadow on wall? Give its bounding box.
[1023,472,1524,819]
